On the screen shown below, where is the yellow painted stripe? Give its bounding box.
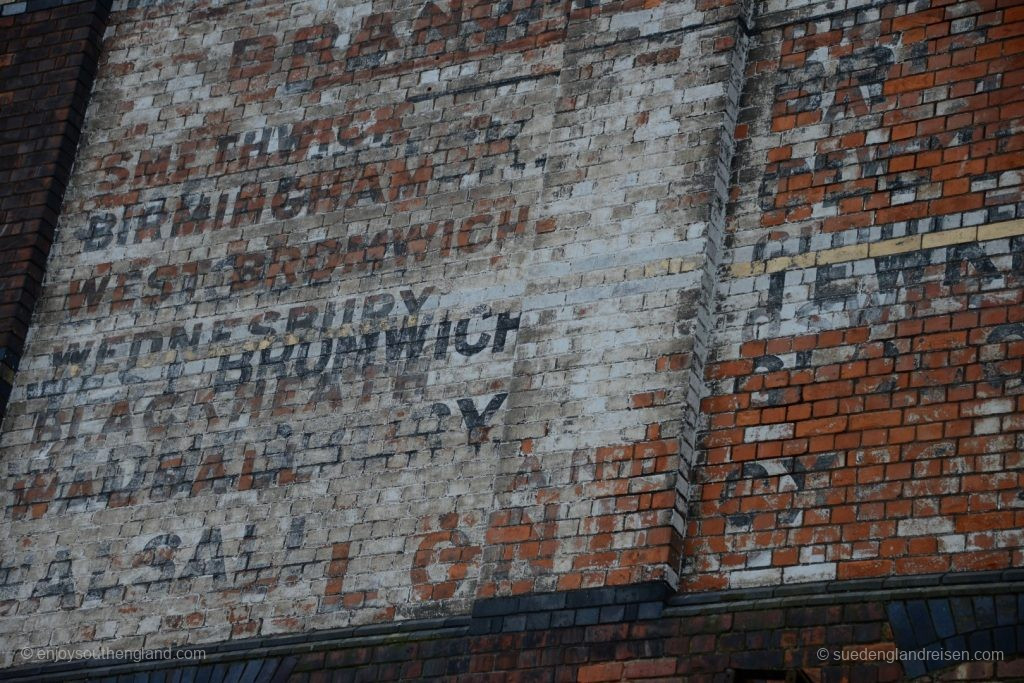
[730,218,1024,277]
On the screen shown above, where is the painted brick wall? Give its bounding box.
[0,0,751,660]
[0,0,1022,676]
[686,0,1024,591]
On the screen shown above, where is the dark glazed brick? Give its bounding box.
[993,626,1016,655]
[882,575,937,589]
[968,629,993,655]
[950,596,978,635]
[885,602,916,650]
[973,595,996,628]
[550,611,575,628]
[995,595,1018,627]
[906,600,937,645]
[525,612,551,630]
[928,599,956,640]
[943,635,968,655]
[566,587,616,609]
[922,643,947,673]
[637,602,662,620]
[473,597,520,618]
[502,615,527,632]
[272,656,299,683]
[239,660,264,682]
[612,582,671,604]
[519,593,566,613]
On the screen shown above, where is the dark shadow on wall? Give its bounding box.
[0,0,112,417]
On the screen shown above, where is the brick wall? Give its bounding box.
[0,0,109,414]
[3,577,1023,682]
[0,0,1022,679]
[0,0,754,655]
[686,0,1024,591]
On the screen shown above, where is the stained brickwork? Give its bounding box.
[0,0,1022,678]
[686,0,1024,591]
[0,0,754,657]
[695,306,1024,589]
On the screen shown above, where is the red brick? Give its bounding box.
[623,658,678,678]
[848,410,902,431]
[578,662,624,682]
[884,72,934,94]
[795,417,848,437]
